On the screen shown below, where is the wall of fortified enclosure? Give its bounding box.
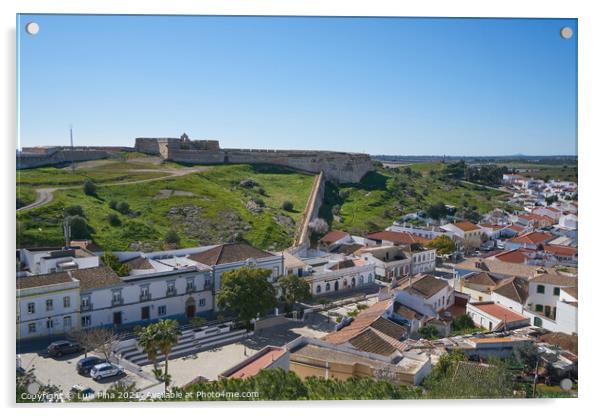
[134,136,374,184]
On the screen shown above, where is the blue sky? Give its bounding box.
[17,15,577,155]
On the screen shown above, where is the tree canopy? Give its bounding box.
[426,235,456,255]
[278,273,311,308]
[216,267,277,325]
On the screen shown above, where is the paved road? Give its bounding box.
[17,166,209,212]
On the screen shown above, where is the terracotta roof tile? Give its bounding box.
[322,300,391,344]
[71,266,122,290]
[188,243,274,266]
[16,271,74,290]
[319,230,349,244]
[469,302,527,323]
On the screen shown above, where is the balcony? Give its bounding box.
[166,288,177,297]
[111,298,123,307]
[80,303,93,312]
[140,293,152,302]
[186,285,197,294]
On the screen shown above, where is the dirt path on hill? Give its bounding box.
[17,166,210,212]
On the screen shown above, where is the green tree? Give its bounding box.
[164,228,181,246]
[135,325,160,374]
[426,234,456,255]
[107,213,121,226]
[102,252,131,277]
[115,201,130,214]
[282,200,294,211]
[64,205,84,217]
[66,215,91,239]
[451,314,476,332]
[425,202,448,220]
[418,324,439,340]
[279,273,311,309]
[83,179,97,196]
[217,267,277,328]
[153,319,180,389]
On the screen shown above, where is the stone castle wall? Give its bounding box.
[17,149,113,169]
[135,137,373,183]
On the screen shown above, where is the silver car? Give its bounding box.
[90,363,124,381]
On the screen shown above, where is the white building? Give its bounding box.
[19,247,99,275]
[17,271,80,340]
[303,257,376,296]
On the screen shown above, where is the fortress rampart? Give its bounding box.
[16,147,130,169]
[135,136,373,183]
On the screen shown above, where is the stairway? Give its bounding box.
[116,327,249,366]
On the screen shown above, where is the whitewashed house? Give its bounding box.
[17,272,80,340]
[19,247,99,275]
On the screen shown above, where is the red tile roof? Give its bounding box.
[469,302,527,323]
[510,231,554,246]
[322,300,391,344]
[226,347,286,379]
[188,243,274,265]
[544,245,577,256]
[452,221,480,232]
[365,231,429,245]
[493,249,529,264]
[319,230,349,244]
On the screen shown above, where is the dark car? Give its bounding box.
[76,356,106,375]
[47,340,82,357]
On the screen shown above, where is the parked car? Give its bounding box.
[90,363,124,381]
[76,356,106,375]
[47,340,82,357]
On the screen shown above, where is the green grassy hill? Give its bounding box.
[320,162,515,234]
[17,162,315,251]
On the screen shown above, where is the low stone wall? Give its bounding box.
[17,149,110,169]
[294,171,325,248]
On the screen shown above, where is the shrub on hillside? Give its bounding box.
[115,201,130,214]
[66,215,90,239]
[282,200,294,212]
[83,180,97,196]
[64,205,84,217]
[164,229,181,246]
[107,213,121,227]
[239,178,258,188]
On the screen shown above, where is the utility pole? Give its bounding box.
[63,217,71,248]
[70,125,75,173]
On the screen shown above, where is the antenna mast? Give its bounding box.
[70,125,75,173]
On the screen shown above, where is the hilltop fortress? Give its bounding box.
[135,134,373,183]
[17,135,374,183]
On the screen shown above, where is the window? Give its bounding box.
[553,287,560,296]
[316,285,322,294]
[533,317,543,327]
[46,319,53,329]
[81,315,91,327]
[46,299,53,311]
[158,305,166,316]
[112,290,123,304]
[186,278,195,292]
[536,285,545,294]
[28,323,36,333]
[325,283,331,292]
[27,302,35,314]
[204,277,212,288]
[63,296,71,308]
[535,304,544,312]
[199,298,206,307]
[63,316,72,328]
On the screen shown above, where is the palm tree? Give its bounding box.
[135,325,159,374]
[153,320,180,389]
